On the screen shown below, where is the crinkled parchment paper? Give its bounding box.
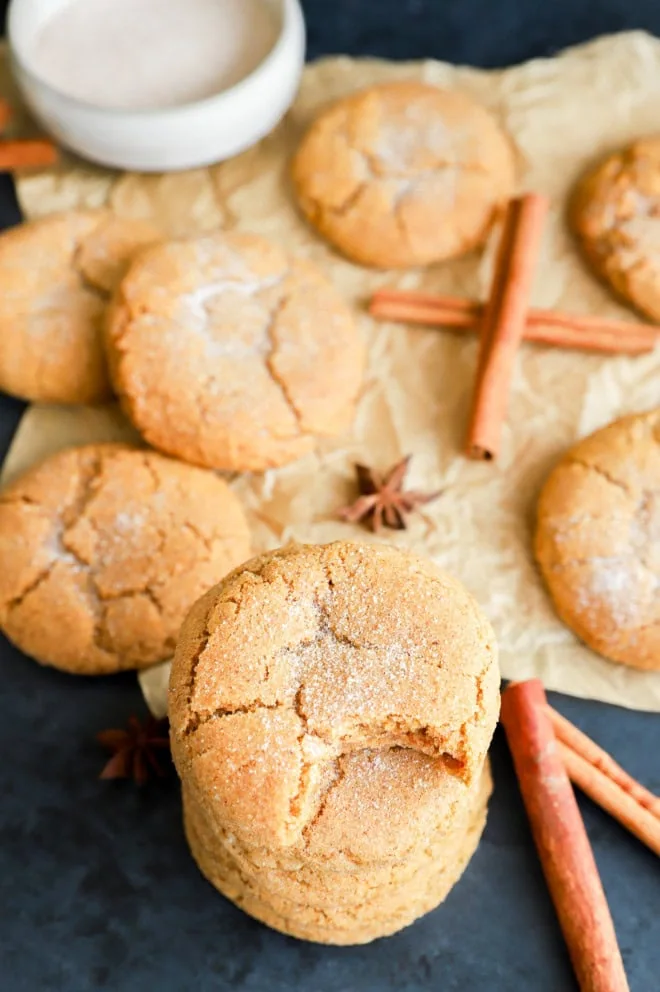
[4,32,660,714]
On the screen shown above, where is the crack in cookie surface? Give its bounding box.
[292,81,515,268]
[170,541,500,851]
[105,233,364,472]
[0,443,251,674]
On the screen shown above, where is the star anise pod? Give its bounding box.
[97,715,171,785]
[337,456,442,532]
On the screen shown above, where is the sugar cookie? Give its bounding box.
[292,81,516,268]
[572,138,660,320]
[0,211,159,403]
[106,233,365,471]
[535,410,660,671]
[169,541,499,943]
[0,443,250,674]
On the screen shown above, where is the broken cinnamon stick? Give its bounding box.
[0,139,58,170]
[369,293,659,355]
[501,680,629,992]
[466,194,549,460]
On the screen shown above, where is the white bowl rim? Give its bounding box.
[7,0,302,120]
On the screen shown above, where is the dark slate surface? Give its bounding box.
[1,2,659,989]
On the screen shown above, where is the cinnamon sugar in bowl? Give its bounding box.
[8,0,305,171]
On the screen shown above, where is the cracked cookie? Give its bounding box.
[0,210,160,404]
[0,443,251,674]
[169,540,499,943]
[181,752,492,901]
[535,410,660,671]
[571,138,660,320]
[182,762,491,944]
[105,232,365,472]
[291,81,516,269]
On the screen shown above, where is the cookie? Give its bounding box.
[291,81,516,269]
[535,410,660,671]
[571,138,660,320]
[169,541,499,943]
[183,754,492,909]
[182,764,491,945]
[0,444,250,674]
[0,211,160,404]
[170,541,500,848]
[105,233,365,472]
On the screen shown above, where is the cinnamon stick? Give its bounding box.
[557,741,660,858]
[369,293,659,355]
[0,139,58,170]
[466,194,549,460]
[501,680,629,992]
[374,287,660,335]
[547,706,660,820]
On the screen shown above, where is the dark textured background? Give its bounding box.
[1,2,659,990]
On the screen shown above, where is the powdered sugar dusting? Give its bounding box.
[112,509,147,534]
[179,273,284,362]
[182,273,284,322]
[577,556,644,629]
[48,529,84,571]
[617,203,660,269]
[293,632,419,735]
[375,103,452,173]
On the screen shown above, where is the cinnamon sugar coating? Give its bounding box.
[182,764,492,944]
[535,410,660,671]
[169,541,499,943]
[292,81,516,268]
[571,138,660,320]
[105,232,365,472]
[0,443,250,674]
[0,210,160,403]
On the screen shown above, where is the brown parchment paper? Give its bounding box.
[4,32,660,716]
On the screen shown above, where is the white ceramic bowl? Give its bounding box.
[7,0,305,172]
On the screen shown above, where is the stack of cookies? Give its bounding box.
[169,541,500,944]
